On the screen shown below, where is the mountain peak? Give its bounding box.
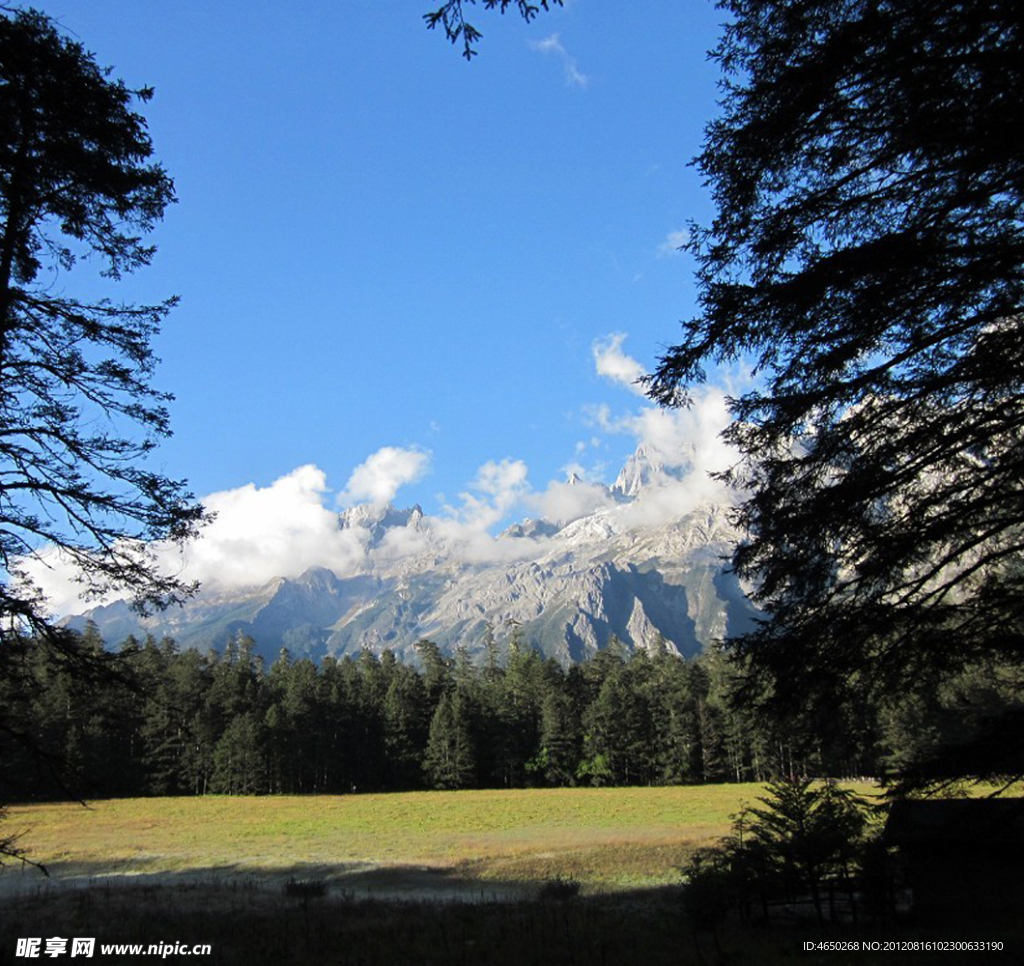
[294,565,343,591]
[612,443,662,497]
[611,442,695,498]
[338,502,426,548]
[501,517,562,540]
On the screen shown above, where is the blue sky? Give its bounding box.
[27,1,734,605]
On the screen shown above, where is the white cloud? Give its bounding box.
[339,446,430,507]
[584,334,744,525]
[616,476,723,529]
[592,332,647,396]
[530,33,589,88]
[441,458,530,532]
[576,396,738,530]
[172,464,369,590]
[588,386,735,472]
[528,477,614,526]
[372,520,434,566]
[15,545,108,620]
[19,464,373,614]
[658,229,688,256]
[23,455,539,614]
[428,460,541,565]
[588,332,740,480]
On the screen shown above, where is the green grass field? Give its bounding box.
[8,784,807,892]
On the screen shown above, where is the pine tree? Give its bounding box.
[528,685,579,787]
[579,657,658,786]
[210,712,266,795]
[493,633,543,787]
[0,10,206,636]
[168,647,216,795]
[650,650,703,784]
[423,687,477,790]
[382,663,430,790]
[648,0,1024,789]
[424,0,562,60]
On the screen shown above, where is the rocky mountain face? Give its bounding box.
[68,446,758,664]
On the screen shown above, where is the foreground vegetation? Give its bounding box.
[5,881,1020,966]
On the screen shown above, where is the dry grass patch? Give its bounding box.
[464,836,720,890]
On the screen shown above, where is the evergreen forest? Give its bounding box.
[3,626,1019,801]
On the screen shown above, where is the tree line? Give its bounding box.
[3,625,1017,802]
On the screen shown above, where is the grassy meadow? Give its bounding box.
[5,784,792,893]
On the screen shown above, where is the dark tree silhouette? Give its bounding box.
[647,0,1024,788]
[0,9,206,637]
[0,7,206,864]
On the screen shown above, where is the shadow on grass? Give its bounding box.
[0,857,548,904]
[1,862,1021,966]
[0,863,688,966]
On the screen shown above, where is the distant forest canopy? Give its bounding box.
[3,625,1019,801]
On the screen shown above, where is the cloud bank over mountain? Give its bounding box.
[21,335,740,616]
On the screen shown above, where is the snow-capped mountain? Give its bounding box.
[67,445,757,664]
[610,441,693,498]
